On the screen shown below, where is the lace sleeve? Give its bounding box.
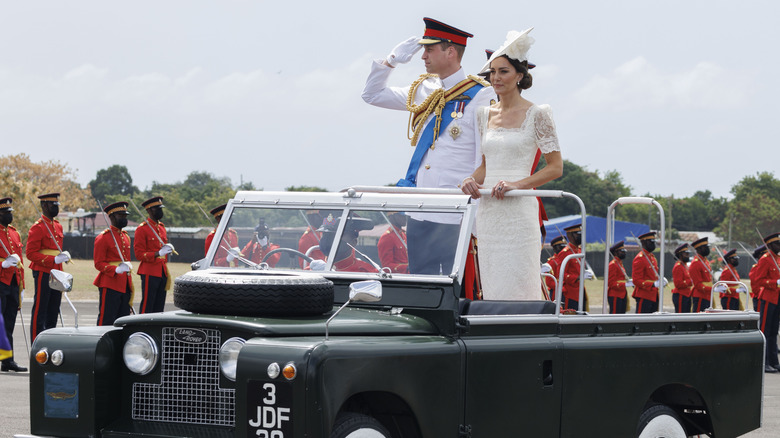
[534,104,560,154]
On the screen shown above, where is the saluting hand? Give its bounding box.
[386,36,422,67]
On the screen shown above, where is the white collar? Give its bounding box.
[440,67,466,90]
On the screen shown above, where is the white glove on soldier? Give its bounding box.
[736,285,748,293]
[225,247,241,263]
[1,254,20,268]
[309,260,327,271]
[115,261,132,274]
[713,284,728,293]
[54,251,71,264]
[158,244,174,257]
[776,279,780,287]
[541,263,552,274]
[626,279,634,288]
[386,36,422,67]
[584,271,594,280]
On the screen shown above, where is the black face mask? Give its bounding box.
[643,241,656,253]
[114,216,128,229]
[0,211,12,226]
[570,233,582,247]
[150,207,164,221]
[615,249,626,260]
[45,203,59,219]
[678,253,690,263]
[728,257,739,267]
[698,246,710,257]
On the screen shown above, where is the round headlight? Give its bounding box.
[123,332,158,375]
[219,337,246,381]
[51,350,64,366]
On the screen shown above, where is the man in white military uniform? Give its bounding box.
[362,17,495,275]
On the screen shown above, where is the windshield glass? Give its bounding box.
[208,205,465,276]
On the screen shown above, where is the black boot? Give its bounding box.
[1,360,28,372]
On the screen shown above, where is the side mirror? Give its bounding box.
[349,280,382,302]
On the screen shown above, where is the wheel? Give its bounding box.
[637,405,687,438]
[173,270,334,316]
[330,412,392,438]
[261,247,313,263]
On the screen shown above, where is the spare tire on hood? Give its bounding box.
[173,270,334,316]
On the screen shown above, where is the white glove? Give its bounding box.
[736,285,748,293]
[713,284,728,293]
[2,253,20,268]
[584,271,594,280]
[54,251,71,264]
[115,261,132,274]
[776,279,780,287]
[309,259,327,271]
[653,280,662,288]
[626,279,634,288]
[541,263,552,274]
[386,36,422,67]
[225,247,241,263]
[158,244,174,257]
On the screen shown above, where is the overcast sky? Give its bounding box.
[1,1,776,202]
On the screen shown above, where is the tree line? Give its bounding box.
[1,153,777,244]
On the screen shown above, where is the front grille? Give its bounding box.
[132,328,235,426]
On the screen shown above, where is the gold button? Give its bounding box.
[430,145,435,150]
[425,164,430,169]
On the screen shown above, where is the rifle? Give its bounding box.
[128,198,179,256]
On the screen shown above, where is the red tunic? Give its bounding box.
[377,226,408,273]
[333,251,377,273]
[631,250,658,302]
[0,224,24,289]
[749,263,762,300]
[755,252,780,305]
[544,255,560,299]
[689,255,713,300]
[26,216,64,273]
[241,240,282,267]
[133,219,169,277]
[671,260,693,297]
[607,258,628,299]
[205,228,239,267]
[718,265,741,299]
[554,245,584,302]
[298,227,325,267]
[93,226,133,292]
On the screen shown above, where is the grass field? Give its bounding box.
[19,260,193,302]
[17,259,753,313]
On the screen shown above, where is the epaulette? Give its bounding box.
[385,229,392,234]
[101,229,109,235]
[637,253,644,258]
[468,74,491,87]
[138,222,147,228]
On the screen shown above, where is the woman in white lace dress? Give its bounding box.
[461,29,563,300]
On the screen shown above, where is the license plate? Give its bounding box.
[247,380,293,437]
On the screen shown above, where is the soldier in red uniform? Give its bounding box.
[0,198,27,372]
[689,237,713,313]
[607,241,631,314]
[26,193,71,342]
[554,224,590,311]
[298,210,326,267]
[133,196,173,314]
[632,231,661,314]
[717,249,745,310]
[671,243,693,313]
[204,204,239,267]
[543,236,566,302]
[241,219,281,267]
[93,202,133,326]
[317,215,377,273]
[377,212,408,273]
[749,245,767,311]
[754,232,780,373]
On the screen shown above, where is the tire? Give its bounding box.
[637,405,687,438]
[330,413,392,438]
[173,270,334,316]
